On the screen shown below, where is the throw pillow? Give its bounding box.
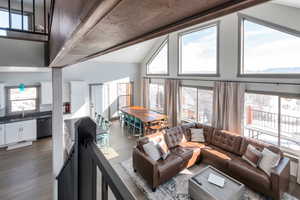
[242,144,262,167]
[156,139,170,160]
[258,148,281,176]
[143,142,161,161]
[190,128,205,142]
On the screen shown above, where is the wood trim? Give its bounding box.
[60,0,269,67]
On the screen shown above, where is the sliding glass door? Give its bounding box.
[244,92,300,152]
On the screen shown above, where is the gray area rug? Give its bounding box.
[120,159,298,200]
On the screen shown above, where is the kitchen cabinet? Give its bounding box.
[41,82,52,105]
[0,124,4,146]
[0,84,4,110]
[5,120,37,145]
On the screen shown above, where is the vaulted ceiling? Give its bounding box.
[49,0,269,68]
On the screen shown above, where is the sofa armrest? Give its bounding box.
[132,147,159,189]
[271,157,290,200]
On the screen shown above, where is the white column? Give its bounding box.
[52,68,64,200]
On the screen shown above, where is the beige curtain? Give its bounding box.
[164,79,181,127]
[142,78,150,108]
[212,81,245,134]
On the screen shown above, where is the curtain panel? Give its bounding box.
[142,78,150,108]
[212,81,245,134]
[164,79,181,127]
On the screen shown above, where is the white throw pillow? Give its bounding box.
[143,142,161,161]
[190,128,205,142]
[157,140,170,160]
[258,148,281,176]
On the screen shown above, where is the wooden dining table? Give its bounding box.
[120,106,167,134]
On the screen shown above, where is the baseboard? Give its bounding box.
[7,141,33,150]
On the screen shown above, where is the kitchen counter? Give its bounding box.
[0,111,52,124]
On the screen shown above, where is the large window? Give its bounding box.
[240,16,300,76]
[146,40,168,75]
[244,93,300,152]
[7,86,39,114]
[181,86,213,125]
[0,9,30,31]
[149,83,165,113]
[117,82,133,109]
[179,23,218,75]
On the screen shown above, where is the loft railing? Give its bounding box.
[0,0,50,40]
[57,117,135,200]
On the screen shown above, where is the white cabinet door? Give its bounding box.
[5,123,20,144]
[21,120,37,141]
[0,84,4,109]
[41,82,52,105]
[70,81,89,118]
[0,124,4,145]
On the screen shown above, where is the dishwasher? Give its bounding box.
[37,116,52,139]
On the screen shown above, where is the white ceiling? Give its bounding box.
[91,37,163,64]
[272,0,300,8]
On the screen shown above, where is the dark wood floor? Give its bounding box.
[0,138,52,200]
[0,121,299,200]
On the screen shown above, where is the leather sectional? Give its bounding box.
[132,122,290,200]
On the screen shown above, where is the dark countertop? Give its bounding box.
[0,111,52,124]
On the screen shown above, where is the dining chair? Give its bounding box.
[133,117,143,137]
[119,111,125,127]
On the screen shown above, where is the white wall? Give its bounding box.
[141,2,300,177]
[63,61,141,105]
[141,3,300,92]
[0,38,46,67]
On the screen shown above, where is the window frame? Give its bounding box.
[238,14,300,78]
[244,90,300,156]
[180,85,213,124]
[178,22,220,77]
[117,82,134,110]
[6,85,40,115]
[0,7,33,31]
[146,39,169,76]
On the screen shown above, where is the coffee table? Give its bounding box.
[188,166,245,200]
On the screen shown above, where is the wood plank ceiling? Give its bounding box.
[49,0,269,67]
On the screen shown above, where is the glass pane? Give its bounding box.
[11,100,36,112]
[280,97,300,151]
[198,89,213,125]
[0,10,9,28]
[10,0,22,30]
[118,83,131,96]
[243,20,300,74]
[180,25,217,74]
[244,93,279,146]
[10,87,37,100]
[118,95,131,109]
[181,87,197,121]
[147,42,168,74]
[149,83,164,113]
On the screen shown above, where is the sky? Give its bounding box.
[243,20,300,73]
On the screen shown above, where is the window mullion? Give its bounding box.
[278,97,281,147]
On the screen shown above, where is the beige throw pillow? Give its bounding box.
[143,142,161,161]
[190,128,205,142]
[156,139,170,160]
[258,148,281,176]
[242,144,262,167]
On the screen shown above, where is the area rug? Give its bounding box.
[120,159,298,200]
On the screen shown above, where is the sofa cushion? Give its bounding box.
[165,126,187,148]
[228,157,271,192]
[190,128,205,142]
[211,130,243,155]
[242,144,263,167]
[181,122,198,141]
[143,142,161,161]
[240,137,283,158]
[195,123,215,144]
[137,132,165,152]
[259,148,281,176]
[157,153,183,183]
[201,145,238,170]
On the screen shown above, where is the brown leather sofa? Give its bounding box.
[132,123,290,200]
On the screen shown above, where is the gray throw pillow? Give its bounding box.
[190,128,205,142]
[242,144,262,168]
[143,142,161,161]
[258,148,281,176]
